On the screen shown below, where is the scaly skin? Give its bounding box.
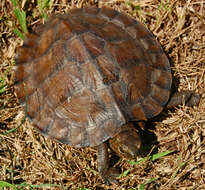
[97,123,141,184]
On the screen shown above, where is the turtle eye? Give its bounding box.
[117,145,134,159]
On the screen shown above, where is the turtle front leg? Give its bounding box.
[166,91,200,109]
[97,143,120,184]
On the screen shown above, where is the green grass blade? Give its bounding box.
[30,184,62,188]
[38,0,50,10]
[0,181,63,189]
[118,169,130,178]
[0,77,7,94]
[0,181,15,188]
[139,178,158,190]
[10,0,17,7]
[150,150,174,161]
[13,28,25,40]
[14,7,28,33]
[129,150,174,166]
[129,157,148,165]
[2,126,19,135]
[37,0,50,20]
[172,161,186,178]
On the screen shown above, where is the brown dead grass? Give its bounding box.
[0,0,205,189]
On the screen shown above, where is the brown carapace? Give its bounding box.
[14,7,200,183]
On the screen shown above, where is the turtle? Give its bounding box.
[14,7,200,183]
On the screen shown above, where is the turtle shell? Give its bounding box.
[14,7,172,147]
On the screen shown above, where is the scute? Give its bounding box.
[14,7,171,147]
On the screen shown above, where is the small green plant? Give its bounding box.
[117,150,173,180]
[118,169,130,178]
[128,178,158,190]
[125,151,174,189]
[37,0,51,21]
[10,0,28,39]
[117,150,173,189]
[11,0,51,39]
[158,0,171,12]
[129,150,174,166]
[138,178,158,190]
[0,181,63,189]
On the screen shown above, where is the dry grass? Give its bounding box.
[0,0,205,189]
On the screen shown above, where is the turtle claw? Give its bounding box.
[166,91,201,109]
[101,168,120,185]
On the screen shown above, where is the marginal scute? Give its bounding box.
[152,69,172,89]
[139,36,161,52]
[26,90,42,119]
[14,62,33,83]
[15,33,38,64]
[55,19,73,40]
[37,27,56,56]
[108,40,144,68]
[112,12,134,28]
[47,117,69,142]
[68,8,83,15]
[67,125,86,147]
[142,96,163,119]
[82,33,105,57]
[84,6,99,15]
[134,21,152,38]
[86,125,105,147]
[82,15,107,26]
[65,16,87,34]
[95,22,128,41]
[14,77,36,102]
[100,6,118,20]
[14,7,172,147]
[33,103,55,133]
[151,52,170,71]
[151,84,170,107]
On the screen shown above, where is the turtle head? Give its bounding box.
[109,123,141,160]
